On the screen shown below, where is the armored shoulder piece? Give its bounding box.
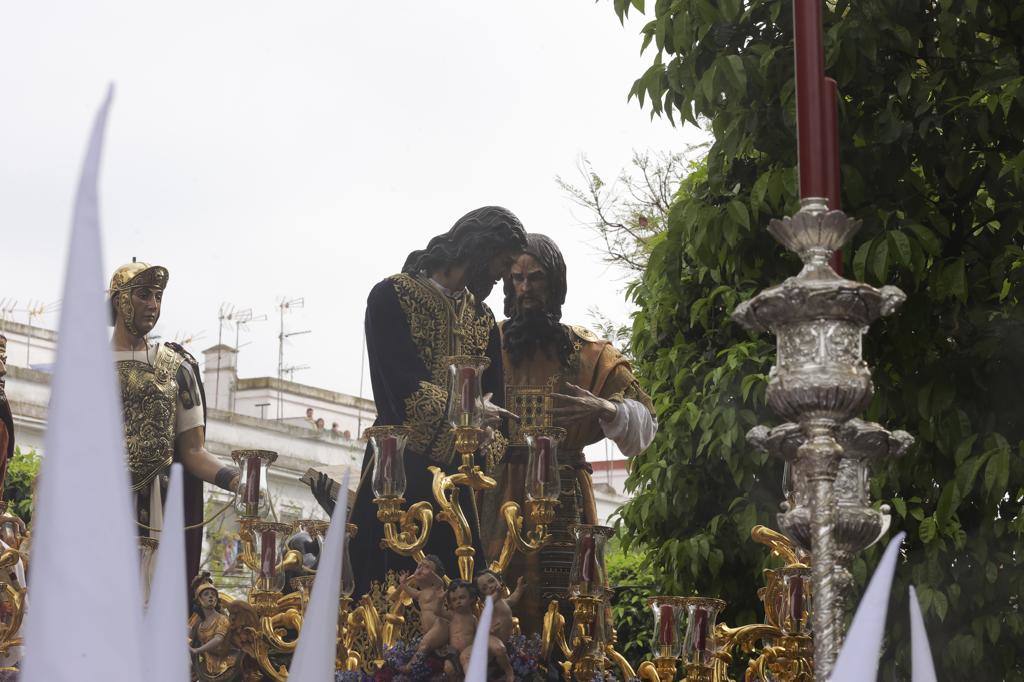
[567,324,600,343]
[165,342,208,424]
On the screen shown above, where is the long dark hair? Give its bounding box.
[402,206,527,275]
[502,233,567,320]
[502,233,573,367]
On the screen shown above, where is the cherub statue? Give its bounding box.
[475,569,525,642]
[398,554,449,670]
[468,573,519,682]
[445,579,480,677]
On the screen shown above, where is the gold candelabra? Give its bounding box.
[628,526,813,682]
[0,504,27,670]
[489,425,563,575]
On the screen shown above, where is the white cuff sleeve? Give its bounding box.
[599,398,657,457]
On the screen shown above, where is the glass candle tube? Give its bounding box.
[232,450,277,519]
[365,426,409,499]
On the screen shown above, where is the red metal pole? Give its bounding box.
[824,77,843,274]
[793,0,828,199]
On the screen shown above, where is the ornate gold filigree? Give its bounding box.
[117,344,184,491]
[401,381,449,460]
[389,273,493,386]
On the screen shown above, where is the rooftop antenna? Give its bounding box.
[213,303,236,410]
[21,299,60,367]
[231,308,266,412]
[0,299,18,331]
[173,330,206,347]
[276,297,310,419]
[282,364,310,381]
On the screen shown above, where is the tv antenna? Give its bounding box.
[173,330,206,347]
[212,304,268,410]
[19,299,61,366]
[0,299,17,326]
[276,297,310,419]
[230,308,266,412]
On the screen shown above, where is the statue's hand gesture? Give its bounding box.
[481,392,520,428]
[308,472,336,517]
[549,383,617,425]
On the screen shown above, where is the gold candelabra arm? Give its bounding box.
[429,465,477,580]
[638,661,662,682]
[541,599,572,661]
[0,583,25,657]
[277,548,305,576]
[348,594,385,666]
[750,525,807,567]
[381,585,412,649]
[488,500,553,574]
[606,644,637,680]
[261,608,302,651]
[716,622,786,655]
[252,638,289,682]
[746,635,814,682]
[638,657,679,682]
[378,500,433,557]
[449,426,497,490]
[0,548,21,571]
[237,522,259,572]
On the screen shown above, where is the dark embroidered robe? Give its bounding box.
[350,273,507,595]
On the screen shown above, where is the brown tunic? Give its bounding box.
[481,324,652,633]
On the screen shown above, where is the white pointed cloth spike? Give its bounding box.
[465,595,495,682]
[831,531,906,682]
[909,586,938,682]
[21,85,146,682]
[142,464,189,682]
[287,473,351,681]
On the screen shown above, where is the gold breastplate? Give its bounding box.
[117,345,183,491]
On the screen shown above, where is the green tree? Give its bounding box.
[3,446,40,523]
[610,0,1024,678]
[606,540,658,663]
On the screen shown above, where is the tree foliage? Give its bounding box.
[611,0,1024,678]
[3,447,39,524]
[557,150,698,273]
[606,541,657,663]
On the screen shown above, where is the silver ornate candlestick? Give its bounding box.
[733,198,913,679]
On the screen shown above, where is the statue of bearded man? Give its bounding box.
[481,233,657,632]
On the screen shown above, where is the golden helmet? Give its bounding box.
[194,581,219,601]
[107,261,169,337]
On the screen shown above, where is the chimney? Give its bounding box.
[201,344,238,412]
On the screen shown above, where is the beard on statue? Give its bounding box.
[502,304,570,368]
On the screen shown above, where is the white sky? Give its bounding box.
[0,1,706,400]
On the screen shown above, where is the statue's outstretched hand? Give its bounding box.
[549,383,617,425]
[481,392,519,428]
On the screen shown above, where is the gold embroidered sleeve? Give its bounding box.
[402,381,451,463]
[481,430,509,473]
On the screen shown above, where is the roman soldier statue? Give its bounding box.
[108,261,239,580]
[482,233,657,632]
